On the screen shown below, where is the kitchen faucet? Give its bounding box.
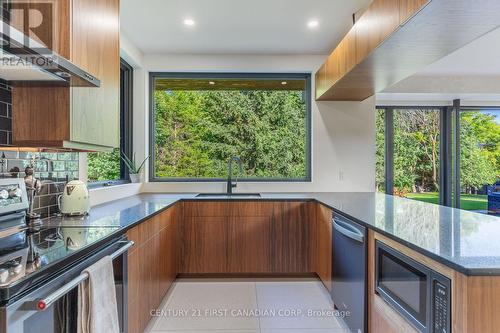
[227,156,243,195]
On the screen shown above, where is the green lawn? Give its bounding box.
[405,192,488,211]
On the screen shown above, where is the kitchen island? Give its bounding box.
[43,192,500,276]
[36,192,500,333]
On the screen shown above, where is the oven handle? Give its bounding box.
[25,240,134,311]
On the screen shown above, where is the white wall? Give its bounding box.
[133,54,376,193]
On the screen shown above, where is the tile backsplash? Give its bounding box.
[0,81,12,145]
[0,81,80,218]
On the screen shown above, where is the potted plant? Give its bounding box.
[121,152,149,183]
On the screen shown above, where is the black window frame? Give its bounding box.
[377,105,449,204]
[377,102,500,209]
[149,72,312,183]
[87,58,133,188]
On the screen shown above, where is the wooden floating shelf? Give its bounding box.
[316,0,500,101]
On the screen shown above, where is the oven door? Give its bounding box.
[0,238,131,333]
[375,241,431,333]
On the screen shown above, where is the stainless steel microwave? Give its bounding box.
[375,241,451,333]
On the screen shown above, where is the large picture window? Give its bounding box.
[149,73,311,182]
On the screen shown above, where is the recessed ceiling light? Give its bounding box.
[281,81,287,85]
[209,81,215,85]
[307,20,319,29]
[183,18,195,26]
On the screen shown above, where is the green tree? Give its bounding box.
[87,148,121,181]
[460,112,498,192]
[153,89,307,179]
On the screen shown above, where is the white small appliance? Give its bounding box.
[58,180,90,216]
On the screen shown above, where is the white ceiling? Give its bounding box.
[120,0,369,54]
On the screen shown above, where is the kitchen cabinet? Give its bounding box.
[354,0,400,64]
[315,0,500,101]
[271,202,315,273]
[181,201,315,274]
[315,203,332,291]
[182,201,315,274]
[367,230,500,333]
[227,216,272,273]
[181,201,274,273]
[183,216,229,273]
[127,204,181,333]
[12,0,119,151]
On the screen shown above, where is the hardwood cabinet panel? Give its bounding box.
[12,0,120,150]
[227,216,271,273]
[159,226,175,295]
[355,0,400,63]
[70,0,120,148]
[182,217,228,273]
[184,202,232,217]
[399,0,429,25]
[316,204,332,291]
[147,234,161,311]
[127,248,141,333]
[271,202,314,273]
[184,201,273,217]
[315,63,327,99]
[232,202,274,217]
[128,204,180,333]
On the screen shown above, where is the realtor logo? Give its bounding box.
[2,0,54,54]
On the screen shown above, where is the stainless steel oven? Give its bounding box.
[0,237,133,333]
[375,241,451,333]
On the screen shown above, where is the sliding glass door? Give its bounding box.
[459,108,500,213]
[376,105,500,215]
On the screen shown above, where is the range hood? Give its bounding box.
[0,18,100,87]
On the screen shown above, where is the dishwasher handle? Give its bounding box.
[333,218,364,243]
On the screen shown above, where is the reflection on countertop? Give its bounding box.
[40,192,500,275]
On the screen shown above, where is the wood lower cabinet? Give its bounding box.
[127,205,181,333]
[182,216,229,273]
[181,201,317,274]
[368,231,500,333]
[227,216,272,273]
[127,200,333,333]
[315,203,333,291]
[271,201,316,273]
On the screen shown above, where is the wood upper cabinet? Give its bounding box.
[354,0,400,64]
[12,0,119,151]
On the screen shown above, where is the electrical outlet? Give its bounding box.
[338,170,344,181]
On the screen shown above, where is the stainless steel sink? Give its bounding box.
[196,193,262,198]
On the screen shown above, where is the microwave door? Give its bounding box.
[376,242,431,333]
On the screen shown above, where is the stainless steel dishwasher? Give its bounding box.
[331,212,367,333]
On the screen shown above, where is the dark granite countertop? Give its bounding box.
[40,192,500,276]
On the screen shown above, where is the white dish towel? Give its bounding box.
[78,256,120,333]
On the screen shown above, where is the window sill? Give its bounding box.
[87,179,131,189]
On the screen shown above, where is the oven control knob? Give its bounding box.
[0,190,8,200]
[9,188,22,198]
[11,263,23,275]
[0,268,9,284]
